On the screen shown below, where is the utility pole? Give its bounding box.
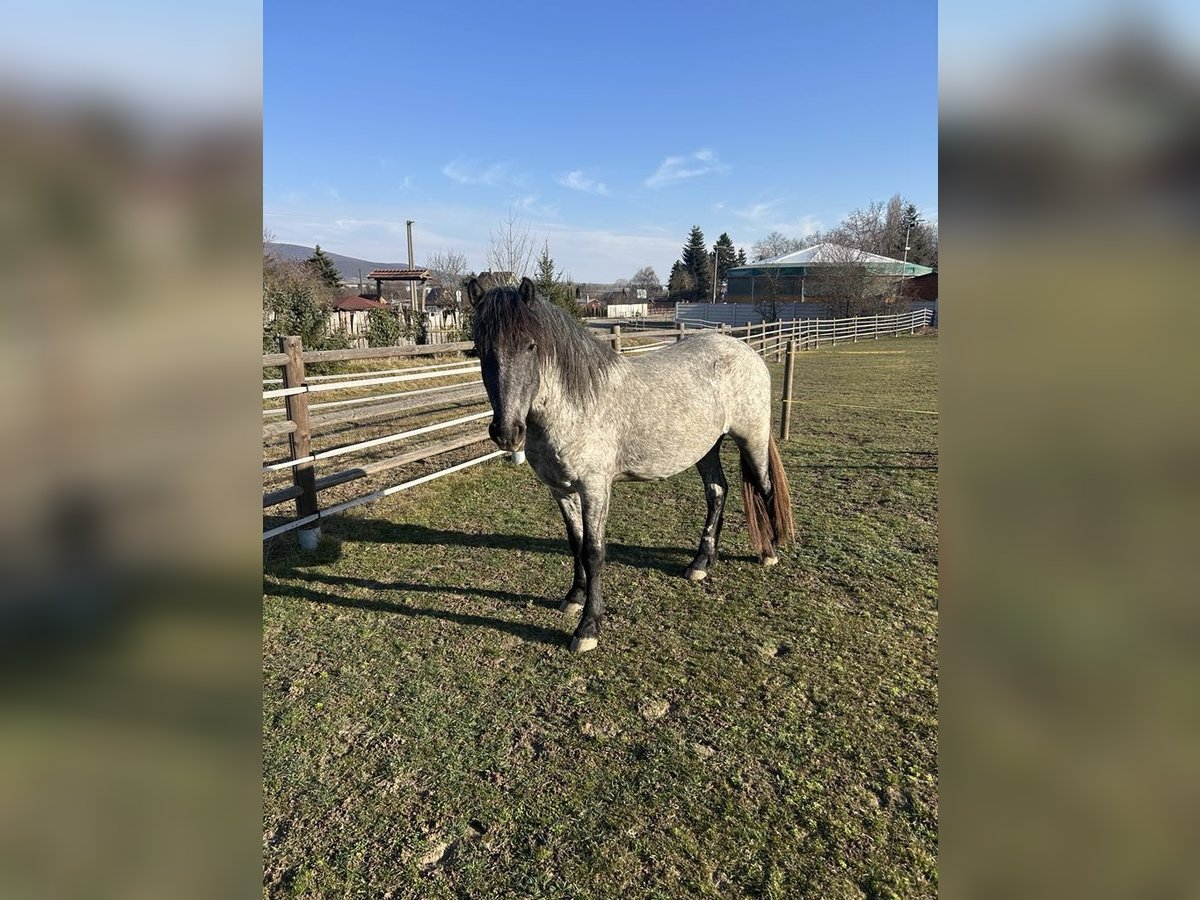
[896,222,912,303]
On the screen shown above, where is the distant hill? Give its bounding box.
[265,242,411,283]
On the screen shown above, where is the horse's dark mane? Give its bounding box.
[474,286,618,405]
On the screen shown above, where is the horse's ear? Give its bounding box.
[466,278,485,307]
[519,276,537,305]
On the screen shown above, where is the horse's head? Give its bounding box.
[468,276,542,452]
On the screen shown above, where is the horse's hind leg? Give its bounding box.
[552,489,587,615]
[685,438,728,582]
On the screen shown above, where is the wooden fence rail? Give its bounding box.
[263,308,933,544]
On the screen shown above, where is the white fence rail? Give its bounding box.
[262,309,933,544]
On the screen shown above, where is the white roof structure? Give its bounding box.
[732,243,934,277]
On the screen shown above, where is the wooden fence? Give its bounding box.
[262,308,933,545]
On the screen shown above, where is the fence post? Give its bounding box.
[780,339,797,441]
[281,335,321,550]
[853,315,859,343]
[874,314,879,340]
[611,324,622,354]
[677,321,686,342]
[910,312,916,335]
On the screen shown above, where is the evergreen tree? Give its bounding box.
[534,243,582,317]
[667,260,695,299]
[535,243,557,296]
[306,245,343,291]
[713,232,737,290]
[736,247,748,266]
[681,226,711,301]
[366,307,402,348]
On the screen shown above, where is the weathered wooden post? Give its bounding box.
[281,335,321,550]
[780,339,797,441]
[677,321,686,342]
[611,324,622,354]
[853,315,859,342]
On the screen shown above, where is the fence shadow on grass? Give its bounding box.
[263,577,568,648]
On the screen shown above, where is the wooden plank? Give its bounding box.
[263,419,297,440]
[306,384,486,432]
[262,483,303,508]
[299,341,474,363]
[314,430,492,492]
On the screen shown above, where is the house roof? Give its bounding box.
[333,295,391,311]
[729,243,934,278]
[367,268,430,280]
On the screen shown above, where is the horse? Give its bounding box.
[467,276,794,653]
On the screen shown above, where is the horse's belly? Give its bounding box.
[618,415,725,481]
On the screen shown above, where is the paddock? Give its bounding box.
[263,335,938,898]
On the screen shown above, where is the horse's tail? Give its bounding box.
[741,434,795,560]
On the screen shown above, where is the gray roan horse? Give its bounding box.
[468,276,794,653]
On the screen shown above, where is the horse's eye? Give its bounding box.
[527,342,536,353]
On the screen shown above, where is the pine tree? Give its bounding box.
[681,226,711,301]
[713,233,737,290]
[736,247,748,267]
[535,243,557,296]
[534,243,581,317]
[306,245,343,291]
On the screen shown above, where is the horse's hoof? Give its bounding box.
[569,636,598,654]
[560,600,584,616]
[684,567,707,582]
[763,556,779,566]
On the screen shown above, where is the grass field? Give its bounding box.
[263,335,938,899]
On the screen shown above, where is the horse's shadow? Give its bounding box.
[263,520,758,645]
[312,520,757,577]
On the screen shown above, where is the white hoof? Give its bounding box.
[569,636,598,654]
[560,600,584,616]
[684,567,707,582]
[763,556,779,566]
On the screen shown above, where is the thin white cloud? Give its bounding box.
[767,215,823,239]
[644,148,729,189]
[441,158,518,187]
[513,194,559,218]
[558,170,609,195]
[733,197,786,222]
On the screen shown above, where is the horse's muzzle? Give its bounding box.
[489,419,526,452]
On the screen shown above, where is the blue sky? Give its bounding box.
[265,0,937,282]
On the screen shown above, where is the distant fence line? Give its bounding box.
[263,308,933,545]
[675,299,937,328]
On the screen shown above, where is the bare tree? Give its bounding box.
[425,249,470,308]
[485,210,538,282]
[752,230,807,261]
[752,264,791,322]
[629,266,658,287]
[806,244,886,318]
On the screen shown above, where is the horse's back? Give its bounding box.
[609,333,771,479]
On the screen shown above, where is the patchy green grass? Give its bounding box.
[263,336,938,899]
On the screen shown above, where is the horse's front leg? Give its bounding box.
[570,477,611,654]
[552,489,586,616]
